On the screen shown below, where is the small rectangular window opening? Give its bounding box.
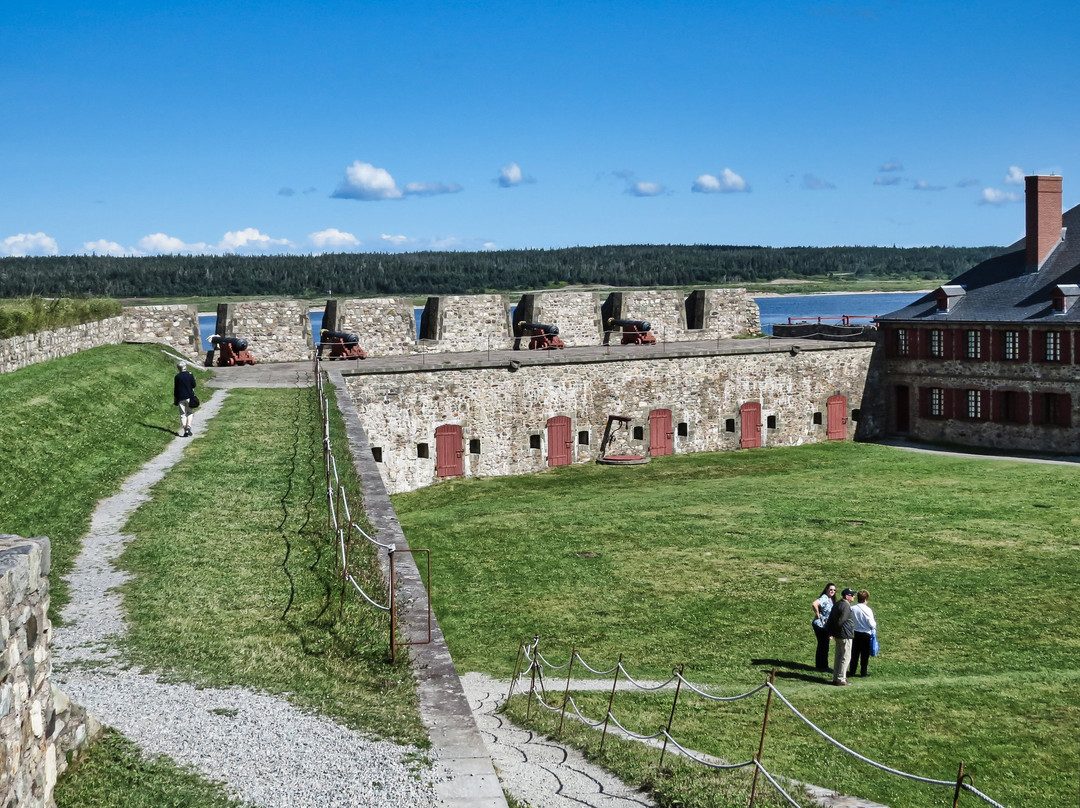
[851,409,860,422]
[725,418,736,433]
[677,422,688,437]
[469,439,481,454]
[416,442,429,458]
[371,447,383,462]
[812,412,823,425]
[766,415,777,429]
[633,426,644,440]
[577,431,590,445]
[529,434,542,450]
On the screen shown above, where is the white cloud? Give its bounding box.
[332,161,403,201]
[497,162,533,187]
[404,181,463,196]
[380,234,411,246]
[309,228,360,250]
[912,180,946,191]
[1,232,59,257]
[873,176,902,186]
[979,188,1022,205]
[1004,165,1025,185]
[219,228,293,253]
[957,178,980,188]
[138,233,210,254]
[802,174,835,190]
[83,239,140,257]
[628,181,666,197]
[692,169,748,193]
[879,161,904,172]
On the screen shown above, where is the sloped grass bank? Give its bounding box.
[394,443,1080,806]
[0,343,209,617]
[117,387,427,747]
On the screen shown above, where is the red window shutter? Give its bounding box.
[884,327,897,358]
[944,387,955,419]
[1063,332,1074,365]
[1058,393,1072,428]
[980,390,991,421]
[1019,330,1029,362]
[911,329,922,358]
[991,390,1003,422]
[1033,393,1045,426]
[1017,391,1031,424]
[992,330,1003,361]
[981,330,990,359]
[919,387,930,417]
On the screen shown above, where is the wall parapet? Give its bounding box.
[0,318,125,374]
[0,535,99,808]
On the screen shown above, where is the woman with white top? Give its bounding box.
[849,589,877,677]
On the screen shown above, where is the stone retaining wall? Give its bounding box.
[0,536,98,808]
[346,343,874,494]
[214,301,314,363]
[0,318,124,374]
[331,297,417,357]
[122,305,202,360]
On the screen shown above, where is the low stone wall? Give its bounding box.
[516,292,600,348]
[425,294,513,352]
[332,297,417,356]
[0,535,98,808]
[0,318,125,374]
[346,342,874,494]
[215,301,314,363]
[122,305,202,360]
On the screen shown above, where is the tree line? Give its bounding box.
[0,244,1004,299]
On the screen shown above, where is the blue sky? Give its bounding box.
[3,1,1079,257]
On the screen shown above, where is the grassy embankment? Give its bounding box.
[1,346,425,802]
[0,296,122,339]
[393,443,1080,807]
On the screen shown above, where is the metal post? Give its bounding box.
[658,664,685,769]
[526,655,538,721]
[389,548,397,664]
[600,654,621,754]
[952,761,970,808]
[749,669,776,808]
[558,648,576,735]
[506,642,526,704]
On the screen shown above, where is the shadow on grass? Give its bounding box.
[138,422,180,435]
[751,658,830,684]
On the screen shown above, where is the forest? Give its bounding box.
[0,244,1004,298]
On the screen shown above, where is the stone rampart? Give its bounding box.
[332,298,417,356]
[122,305,202,360]
[215,301,313,363]
[345,342,874,494]
[512,292,600,348]
[424,294,513,352]
[0,535,98,808]
[0,318,125,374]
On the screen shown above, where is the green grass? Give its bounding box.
[117,385,428,747]
[392,442,1080,807]
[0,343,211,617]
[55,730,245,808]
[0,296,123,338]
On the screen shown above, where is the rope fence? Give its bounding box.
[508,638,1009,808]
[311,353,431,663]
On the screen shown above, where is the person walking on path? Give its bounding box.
[173,361,197,437]
[829,588,856,686]
[811,583,836,671]
[849,589,877,678]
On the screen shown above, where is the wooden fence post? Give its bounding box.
[749,669,775,808]
[558,647,576,735]
[600,654,622,755]
[658,664,686,769]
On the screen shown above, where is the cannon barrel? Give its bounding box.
[518,321,559,336]
[210,335,249,351]
[609,318,652,332]
[321,329,359,346]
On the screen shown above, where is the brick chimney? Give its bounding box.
[1026,175,1063,270]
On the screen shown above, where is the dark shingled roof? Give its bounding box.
[879,202,1080,324]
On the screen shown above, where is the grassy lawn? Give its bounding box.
[117,386,427,747]
[393,443,1080,807]
[0,343,210,618]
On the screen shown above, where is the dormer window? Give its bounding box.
[935,285,966,313]
[1052,284,1080,313]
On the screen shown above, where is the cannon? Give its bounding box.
[608,318,656,345]
[517,321,565,350]
[318,329,366,360]
[209,334,257,366]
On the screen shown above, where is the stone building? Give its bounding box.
[878,175,1080,453]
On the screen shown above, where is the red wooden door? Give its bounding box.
[649,409,673,456]
[546,416,572,466]
[826,395,848,440]
[740,402,761,448]
[895,385,910,433]
[435,424,464,477]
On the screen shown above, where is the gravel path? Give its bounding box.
[51,389,445,808]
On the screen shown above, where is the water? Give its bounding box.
[197,292,925,347]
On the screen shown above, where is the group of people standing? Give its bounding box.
[811,583,877,686]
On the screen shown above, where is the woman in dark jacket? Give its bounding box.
[173,361,197,437]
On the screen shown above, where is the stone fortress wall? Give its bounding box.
[0,536,98,808]
[346,342,875,494]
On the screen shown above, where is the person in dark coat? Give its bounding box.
[173,361,197,437]
[829,588,856,685]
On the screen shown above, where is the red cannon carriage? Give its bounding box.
[518,321,565,350]
[609,318,656,345]
[209,335,257,366]
[318,329,367,360]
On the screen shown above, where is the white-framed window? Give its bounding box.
[929,329,945,358]
[929,388,946,417]
[966,389,982,419]
[896,328,909,356]
[1044,331,1061,362]
[1003,330,1020,360]
[965,330,981,359]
